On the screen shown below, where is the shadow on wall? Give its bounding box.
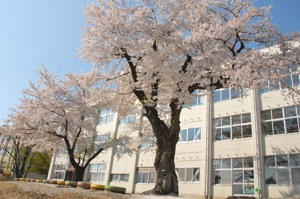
[279,185,300,198]
[267,146,300,198]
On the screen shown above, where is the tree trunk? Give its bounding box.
[74,167,85,182]
[153,133,178,195]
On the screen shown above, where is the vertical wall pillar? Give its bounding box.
[47,149,57,180]
[204,91,213,199]
[250,89,265,198]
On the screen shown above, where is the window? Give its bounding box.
[119,112,137,125]
[53,164,66,179]
[260,65,300,94]
[95,134,110,143]
[110,174,129,182]
[264,154,300,185]
[94,134,110,152]
[175,168,200,183]
[261,105,300,135]
[213,157,254,195]
[179,127,201,142]
[89,163,106,182]
[191,89,205,106]
[115,139,127,155]
[213,114,252,141]
[139,137,156,149]
[99,108,114,124]
[136,168,157,184]
[213,88,244,103]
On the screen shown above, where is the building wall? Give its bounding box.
[48,88,300,198]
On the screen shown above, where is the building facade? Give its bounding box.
[47,81,300,198]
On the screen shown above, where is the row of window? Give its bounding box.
[265,154,300,185]
[176,168,200,183]
[213,113,252,141]
[261,105,300,135]
[179,127,201,142]
[260,65,300,94]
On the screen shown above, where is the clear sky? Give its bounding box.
[0,0,300,125]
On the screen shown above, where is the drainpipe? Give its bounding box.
[131,106,144,193]
[204,92,213,199]
[252,89,264,199]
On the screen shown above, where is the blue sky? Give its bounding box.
[0,0,300,124]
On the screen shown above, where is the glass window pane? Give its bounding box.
[214,129,221,141]
[221,170,231,184]
[233,184,243,195]
[269,80,280,91]
[277,168,290,184]
[261,110,271,120]
[291,168,300,185]
[193,168,200,182]
[272,108,283,119]
[231,88,241,99]
[265,168,277,184]
[222,159,231,168]
[120,174,129,182]
[111,174,119,182]
[232,126,242,139]
[286,118,299,133]
[273,120,285,134]
[98,173,105,181]
[277,155,289,167]
[213,91,221,103]
[232,170,243,183]
[242,114,251,123]
[222,89,230,101]
[262,122,273,135]
[222,117,230,126]
[214,118,221,127]
[244,170,254,182]
[242,125,252,138]
[265,156,276,167]
[284,106,297,117]
[232,115,241,125]
[149,172,157,183]
[188,128,195,141]
[213,159,221,169]
[282,76,292,88]
[232,158,243,168]
[142,173,149,183]
[90,164,98,172]
[290,154,300,166]
[178,168,185,182]
[180,129,187,142]
[222,127,231,140]
[244,157,254,168]
[244,184,255,195]
[137,173,142,183]
[213,170,221,184]
[186,168,193,182]
[231,115,241,125]
[195,128,201,140]
[292,74,300,87]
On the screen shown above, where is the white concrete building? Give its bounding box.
[47,70,300,198]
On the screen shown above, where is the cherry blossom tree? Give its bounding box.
[6,68,119,181]
[80,0,300,195]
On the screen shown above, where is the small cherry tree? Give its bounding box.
[80,0,300,195]
[7,68,119,181]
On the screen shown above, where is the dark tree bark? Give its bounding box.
[142,100,182,195]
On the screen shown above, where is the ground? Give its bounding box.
[0,181,194,199]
